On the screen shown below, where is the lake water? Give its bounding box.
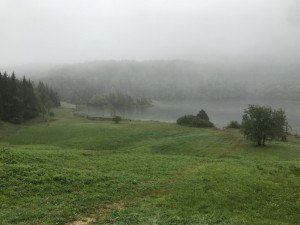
[77,100,300,134]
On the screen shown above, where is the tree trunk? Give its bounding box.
[262,135,266,146]
[257,139,262,146]
[281,135,287,142]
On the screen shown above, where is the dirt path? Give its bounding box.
[67,132,241,225]
[68,201,125,225]
[67,162,206,225]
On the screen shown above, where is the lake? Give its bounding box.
[76,100,300,134]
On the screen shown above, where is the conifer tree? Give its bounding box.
[0,71,60,123]
[197,109,210,121]
[0,72,3,119]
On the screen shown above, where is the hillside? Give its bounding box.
[0,103,299,225]
[4,60,300,103]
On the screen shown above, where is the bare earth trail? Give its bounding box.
[68,161,207,225]
[68,132,243,225]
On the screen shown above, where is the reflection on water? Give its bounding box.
[76,100,300,134]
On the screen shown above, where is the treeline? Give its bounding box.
[0,72,60,123]
[88,93,152,108]
[17,60,300,103]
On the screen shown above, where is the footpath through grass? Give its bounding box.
[0,104,299,225]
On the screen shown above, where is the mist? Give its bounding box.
[1,3,300,221]
[1,0,300,66]
[1,0,300,130]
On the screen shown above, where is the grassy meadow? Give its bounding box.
[0,103,299,225]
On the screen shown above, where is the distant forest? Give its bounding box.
[0,72,60,123]
[6,60,300,104]
[89,93,152,108]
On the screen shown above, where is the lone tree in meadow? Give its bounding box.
[242,105,288,146]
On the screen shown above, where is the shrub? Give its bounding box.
[192,117,214,128]
[226,121,242,129]
[177,115,214,128]
[112,115,122,124]
[197,109,209,121]
[177,115,195,126]
[9,116,23,124]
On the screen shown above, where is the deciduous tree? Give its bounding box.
[242,105,288,146]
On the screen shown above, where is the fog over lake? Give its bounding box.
[77,100,300,134]
[1,0,300,134]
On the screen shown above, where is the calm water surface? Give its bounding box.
[77,100,300,134]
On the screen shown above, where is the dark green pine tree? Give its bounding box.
[8,72,23,123]
[22,77,39,119]
[37,81,52,118]
[1,72,10,121]
[0,72,60,123]
[0,72,3,119]
[49,89,61,107]
[10,72,17,97]
[197,109,210,121]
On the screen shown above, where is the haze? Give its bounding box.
[1,0,300,66]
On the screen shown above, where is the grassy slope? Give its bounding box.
[0,104,299,225]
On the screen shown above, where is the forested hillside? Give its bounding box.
[4,60,300,104]
[0,72,60,123]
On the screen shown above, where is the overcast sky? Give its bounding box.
[0,0,299,66]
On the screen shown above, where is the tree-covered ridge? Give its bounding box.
[18,60,300,103]
[0,71,60,123]
[88,93,152,108]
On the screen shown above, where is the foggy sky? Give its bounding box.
[0,0,299,66]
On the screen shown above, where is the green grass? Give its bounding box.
[0,105,299,225]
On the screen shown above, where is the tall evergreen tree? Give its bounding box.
[0,72,3,119]
[10,72,17,97]
[0,71,60,123]
[22,77,38,119]
[1,72,10,121]
[197,109,210,121]
[7,72,23,123]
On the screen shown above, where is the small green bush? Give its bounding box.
[197,109,210,121]
[112,115,122,124]
[192,117,214,128]
[177,115,214,128]
[9,116,23,124]
[226,121,242,129]
[177,115,195,126]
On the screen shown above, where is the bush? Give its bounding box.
[112,115,122,124]
[226,121,242,129]
[197,109,209,121]
[9,116,23,124]
[192,117,214,128]
[49,112,55,117]
[177,115,195,126]
[177,115,214,128]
